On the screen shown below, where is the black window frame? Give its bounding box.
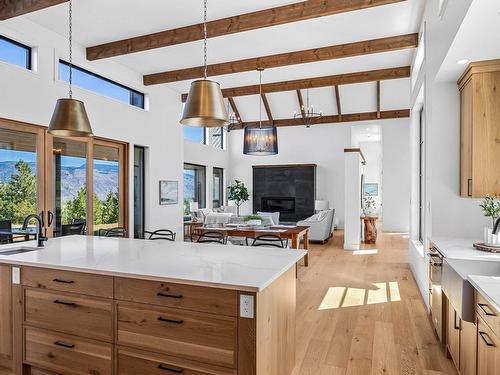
[184,163,206,209]
[210,127,224,150]
[59,60,145,109]
[133,146,146,239]
[0,35,32,70]
[213,167,224,208]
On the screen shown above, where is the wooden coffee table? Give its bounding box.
[193,225,310,266]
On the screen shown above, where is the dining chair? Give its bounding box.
[61,222,86,236]
[196,231,227,245]
[100,227,127,238]
[144,229,176,241]
[249,235,289,248]
[0,220,13,244]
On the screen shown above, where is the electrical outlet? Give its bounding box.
[240,294,254,319]
[12,267,20,284]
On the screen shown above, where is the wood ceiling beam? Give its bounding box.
[0,0,68,20]
[181,66,410,102]
[231,109,409,129]
[86,0,406,61]
[146,33,418,85]
[228,97,242,124]
[261,94,273,123]
[296,90,306,120]
[334,85,342,120]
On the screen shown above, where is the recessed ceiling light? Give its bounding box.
[457,59,470,65]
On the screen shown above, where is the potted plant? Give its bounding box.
[245,214,263,226]
[227,180,249,217]
[480,195,500,228]
[362,196,377,216]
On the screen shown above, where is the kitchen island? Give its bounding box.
[0,235,306,375]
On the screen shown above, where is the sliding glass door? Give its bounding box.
[0,121,44,235]
[183,163,206,215]
[0,118,129,239]
[213,167,224,208]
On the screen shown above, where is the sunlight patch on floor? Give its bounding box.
[353,249,378,255]
[318,281,401,310]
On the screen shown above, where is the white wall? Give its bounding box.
[382,121,410,232]
[227,118,410,229]
[0,18,184,237]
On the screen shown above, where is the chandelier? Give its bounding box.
[293,88,323,128]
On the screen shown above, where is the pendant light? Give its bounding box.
[243,69,278,156]
[48,0,93,137]
[180,0,228,127]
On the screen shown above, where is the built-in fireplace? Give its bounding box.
[253,164,316,222]
[262,197,296,214]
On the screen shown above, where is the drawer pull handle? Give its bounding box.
[479,331,495,347]
[158,364,183,373]
[478,303,496,316]
[157,292,183,299]
[53,278,75,284]
[53,341,75,349]
[53,300,77,307]
[158,317,184,325]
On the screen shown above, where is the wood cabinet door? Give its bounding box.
[460,319,477,375]
[0,264,12,359]
[460,80,473,197]
[447,301,460,368]
[477,317,500,375]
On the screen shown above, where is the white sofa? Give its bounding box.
[297,209,335,243]
[194,206,236,225]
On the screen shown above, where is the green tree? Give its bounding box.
[62,186,87,225]
[102,191,119,224]
[0,160,37,225]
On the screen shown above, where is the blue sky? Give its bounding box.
[0,37,29,68]
[183,126,204,143]
[0,149,116,168]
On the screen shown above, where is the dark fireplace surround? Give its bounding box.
[253,164,316,222]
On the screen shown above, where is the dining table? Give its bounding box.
[193,224,310,266]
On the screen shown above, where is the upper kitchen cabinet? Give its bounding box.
[458,60,500,198]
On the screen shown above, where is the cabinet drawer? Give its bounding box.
[476,291,500,339]
[24,289,113,341]
[115,277,237,316]
[22,267,113,298]
[24,327,112,375]
[117,302,237,368]
[118,347,237,375]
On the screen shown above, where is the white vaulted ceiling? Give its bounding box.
[24,0,425,123]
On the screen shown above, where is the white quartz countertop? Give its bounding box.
[431,237,500,262]
[0,236,306,292]
[468,275,500,313]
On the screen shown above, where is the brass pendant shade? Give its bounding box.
[243,127,278,156]
[48,98,93,137]
[180,80,229,127]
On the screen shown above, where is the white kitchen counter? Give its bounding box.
[0,235,306,292]
[431,236,500,261]
[468,275,500,313]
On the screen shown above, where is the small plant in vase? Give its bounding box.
[480,196,500,246]
[245,214,263,226]
[362,196,377,216]
[227,180,249,217]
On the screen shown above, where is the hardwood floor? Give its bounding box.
[293,230,457,375]
[0,231,457,375]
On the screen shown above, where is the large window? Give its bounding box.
[133,146,145,239]
[59,60,145,109]
[183,126,205,144]
[0,35,31,70]
[209,128,224,150]
[183,163,206,215]
[213,167,224,208]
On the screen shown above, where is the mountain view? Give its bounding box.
[0,160,118,203]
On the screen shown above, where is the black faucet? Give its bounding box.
[494,217,500,236]
[22,214,47,247]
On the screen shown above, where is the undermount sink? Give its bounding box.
[443,258,500,322]
[0,247,39,256]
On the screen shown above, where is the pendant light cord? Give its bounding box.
[259,69,262,129]
[68,0,73,99]
[203,0,208,80]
